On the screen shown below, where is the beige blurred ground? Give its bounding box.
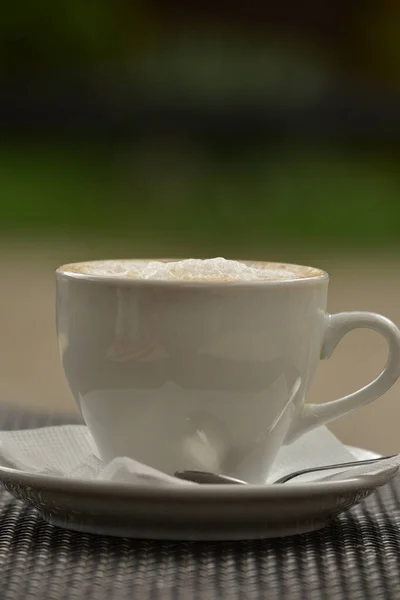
[1,240,400,454]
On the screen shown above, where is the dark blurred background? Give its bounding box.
[1,0,400,452]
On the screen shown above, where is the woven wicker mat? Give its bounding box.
[0,404,399,600]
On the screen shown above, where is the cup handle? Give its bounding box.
[285,312,400,444]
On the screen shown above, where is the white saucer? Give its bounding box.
[0,445,396,540]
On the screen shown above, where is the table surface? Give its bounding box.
[0,404,399,600]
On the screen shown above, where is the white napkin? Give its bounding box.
[0,424,391,485]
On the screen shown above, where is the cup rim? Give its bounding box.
[56,259,329,287]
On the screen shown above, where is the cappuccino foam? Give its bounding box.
[61,258,323,282]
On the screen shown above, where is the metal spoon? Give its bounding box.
[174,454,397,485]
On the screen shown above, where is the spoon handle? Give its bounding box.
[274,455,396,483]
[174,455,397,485]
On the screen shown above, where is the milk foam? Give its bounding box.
[62,258,323,282]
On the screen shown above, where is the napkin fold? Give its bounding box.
[0,424,391,485]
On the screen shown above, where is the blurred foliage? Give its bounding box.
[0,1,158,70]
[0,1,399,82]
[135,35,330,102]
[1,2,399,253]
[1,141,399,249]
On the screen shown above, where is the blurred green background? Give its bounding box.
[2,142,400,251]
[1,0,400,452]
[2,0,400,252]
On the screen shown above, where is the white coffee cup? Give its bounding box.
[56,260,400,484]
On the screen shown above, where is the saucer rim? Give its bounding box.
[1,446,395,540]
[0,447,396,502]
